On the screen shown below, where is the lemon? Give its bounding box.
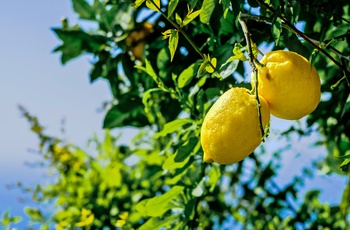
[254,50,321,120]
[201,87,270,165]
[126,22,153,60]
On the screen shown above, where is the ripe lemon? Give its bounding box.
[126,22,153,60]
[201,87,270,165]
[254,50,321,120]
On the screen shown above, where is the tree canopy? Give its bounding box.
[2,0,350,229]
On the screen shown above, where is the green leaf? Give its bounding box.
[340,179,350,215]
[157,48,170,70]
[136,59,169,92]
[207,164,221,192]
[155,118,194,138]
[163,137,198,170]
[72,0,96,20]
[96,4,120,32]
[221,0,230,11]
[340,159,350,172]
[219,59,239,79]
[200,0,216,24]
[183,9,202,26]
[178,63,197,88]
[192,178,205,197]
[40,224,50,230]
[324,24,349,41]
[24,207,45,223]
[52,27,106,64]
[163,151,190,170]
[272,17,282,45]
[142,88,163,123]
[175,137,199,162]
[133,0,146,8]
[197,57,209,77]
[219,10,234,36]
[135,186,184,217]
[184,198,196,219]
[146,0,161,12]
[103,96,150,128]
[304,190,320,202]
[168,0,179,17]
[175,13,182,25]
[291,0,300,22]
[169,30,179,62]
[139,215,180,230]
[205,57,216,73]
[0,211,22,227]
[89,59,104,83]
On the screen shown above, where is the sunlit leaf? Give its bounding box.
[75,208,94,227]
[142,88,163,123]
[146,0,161,12]
[207,164,221,192]
[168,0,179,17]
[178,63,197,88]
[340,159,350,172]
[183,9,202,26]
[219,58,239,79]
[192,178,205,197]
[139,214,180,230]
[169,30,179,62]
[24,208,45,223]
[205,57,216,73]
[200,0,216,24]
[155,118,194,138]
[175,13,182,25]
[133,0,146,8]
[163,137,198,170]
[135,186,184,217]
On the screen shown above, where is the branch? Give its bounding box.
[238,13,265,140]
[148,0,216,70]
[254,0,350,76]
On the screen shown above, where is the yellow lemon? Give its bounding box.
[126,22,154,60]
[254,50,321,120]
[201,87,270,165]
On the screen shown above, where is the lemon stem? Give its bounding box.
[238,13,265,140]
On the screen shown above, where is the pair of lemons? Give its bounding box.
[201,50,321,164]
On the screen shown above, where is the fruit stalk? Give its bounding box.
[238,13,265,139]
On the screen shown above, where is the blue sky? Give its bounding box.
[0,0,111,222]
[0,0,347,228]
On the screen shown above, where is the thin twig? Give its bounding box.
[254,0,350,76]
[240,13,350,62]
[238,13,265,139]
[148,0,216,70]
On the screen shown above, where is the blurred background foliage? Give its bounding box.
[2,0,350,229]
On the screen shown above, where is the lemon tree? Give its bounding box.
[3,0,350,229]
